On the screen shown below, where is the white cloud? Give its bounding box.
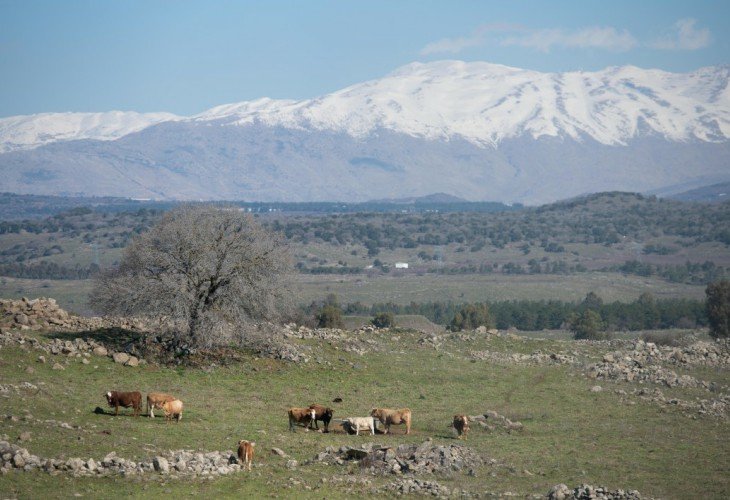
[420,24,637,56]
[419,23,520,56]
[501,26,637,52]
[650,18,710,50]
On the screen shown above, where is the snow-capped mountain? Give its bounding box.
[192,61,730,146]
[0,61,728,204]
[0,111,180,153]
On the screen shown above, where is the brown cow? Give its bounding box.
[453,414,469,440]
[147,392,176,418]
[370,407,412,434]
[308,404,334,432]
[162,399,183,422]
[288,407,315,432]
[105,391,142,417]
[237,440,255,471]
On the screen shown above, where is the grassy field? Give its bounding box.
[0,326,728,498]
[0,272,707,317]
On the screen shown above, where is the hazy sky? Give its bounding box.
[1,0,728,117]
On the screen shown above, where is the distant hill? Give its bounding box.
[667,182,730,203]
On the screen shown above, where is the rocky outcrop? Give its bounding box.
[587,340,725,391]
[0,297,149,333]
[470,349,575,365]
[548,483,643,499]
[0,441,243,478]
[310,439,488,476]
[0,329,144,367]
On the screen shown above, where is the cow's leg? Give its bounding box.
[289,417,294,432]
[149,406,155,418]
[114,405,119,416]
[370,423,375,435]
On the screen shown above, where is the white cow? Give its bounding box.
[342,417,375,435]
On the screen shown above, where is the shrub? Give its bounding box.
[316,304,344,329]
[569,310,611,340]
[449,303,492,332]
[706,280,730,339]
[371,312,395,329]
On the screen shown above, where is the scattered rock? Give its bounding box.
[153,456,169,474]
[52,363,65,371]
[548,483,643,499]
[112,352,130,365]
[271,448,288,458]
[590,385,603,393]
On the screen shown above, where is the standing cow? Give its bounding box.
[288,407,315,432]
[147,392,176,418]
[105,391,142,417]
[370,407,412,435]
[453,414,470,440]
[308,404,334,432]
[237,440,255,471]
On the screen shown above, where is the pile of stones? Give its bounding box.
[469,349,575,365]
[628,387,730,419]
[658,340,730,367]
[310,439,486,476]
[0,297,149,333]
[587,344,717,390]
[548,483,643,499]
[380,478,454,497]
[0,441,242,478]
[0,329,143,367]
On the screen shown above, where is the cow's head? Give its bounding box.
[105,391,113,405]
[370,408,380,418]
[323,408,334,421]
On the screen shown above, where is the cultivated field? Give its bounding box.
[1,321,728,498]
[0,272,708,317]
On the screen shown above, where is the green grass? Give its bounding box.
[0,328,728,498]
[0,272,707,317]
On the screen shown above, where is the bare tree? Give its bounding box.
[89,205,292,348]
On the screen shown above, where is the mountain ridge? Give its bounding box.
[0,60,728,205]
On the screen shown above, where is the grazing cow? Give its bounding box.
[453,414,469,440]
[288,407,315,432]
[146,392,176,418]
[370,408,412,435]
[105,391,142,417]
[308,404,334,432]
[237,440,255,471]
[161,399,183,422]
[341,417,375,436]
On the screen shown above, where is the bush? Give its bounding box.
[316,304,344,329]
[569,310,611,340]
[449,303,492,332]
[371,312,395,329]
[706,280,730,339]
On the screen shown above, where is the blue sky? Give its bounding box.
[1,0,728,117]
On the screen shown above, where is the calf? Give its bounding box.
[453,414,469,440]
[105,391,142,417]
[342,417,375,436]
[288,407,315,432]
[161,399,183,422]
[237,440,255,471]
[308,404,334,432]
[147,392,176,418]
[370,408,412,435]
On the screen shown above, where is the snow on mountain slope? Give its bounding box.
[0,111,180,153]
[0,61,728,153]
[194,61,730,146]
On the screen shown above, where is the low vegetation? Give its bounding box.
[0,310,728,498]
